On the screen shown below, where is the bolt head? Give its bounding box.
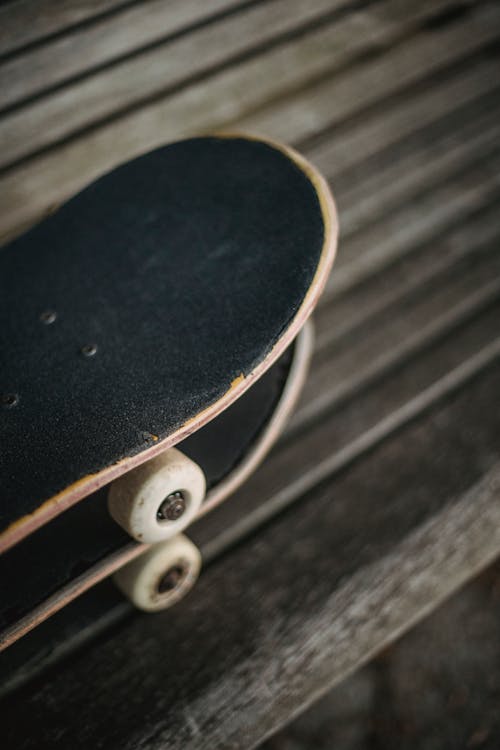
[157,491,186,522]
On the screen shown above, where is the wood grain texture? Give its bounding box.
[1,362,499,749]
[0,0,242,59]
[0,0,481,239]
[0,0,348,164]
[0,0,340,111]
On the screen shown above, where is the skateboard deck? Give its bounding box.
[0,134,337,554]
[0,133,337,648]
[0,324,312,650]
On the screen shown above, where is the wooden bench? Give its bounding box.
[1,0,499,746]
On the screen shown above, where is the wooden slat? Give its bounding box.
[314,198,500,353]
[301,263,500,429]
[336,96,500,236]
[0,0,243,61]
[0,0,338,112]
[0,0,480,239]
[308,97,500,343]
[325,144,500,297]
[307,60,500,181]
[2,360,499,749]
[236,4,499,144]
[196,297,500,558]
[0,0,351,164]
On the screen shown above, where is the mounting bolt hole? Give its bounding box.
[81,343,98,357]
[40,310,57,325]
[2,393,19,408]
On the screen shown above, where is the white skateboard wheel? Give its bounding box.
[107,448,206,543]
[113,534,202,612]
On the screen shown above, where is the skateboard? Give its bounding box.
[0,134,337,650]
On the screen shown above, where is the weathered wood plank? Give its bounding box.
[0,0,242,59]
[313,198,500,353]
[0,0,480,239]
[336,96,500,236]
[236,4,499,145]
[0,0,339,113]
[2,361,499,749]
[326,145,500,298]
[313,233,500,376]
[302,267,500,430]
[0,0,130,57]
[0,0,455,168]
[196,308,500,558]
[306,96,500,346]
[308,60,500,182]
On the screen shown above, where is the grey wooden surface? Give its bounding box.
[0,0,499,747]
[262,560,500,749]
